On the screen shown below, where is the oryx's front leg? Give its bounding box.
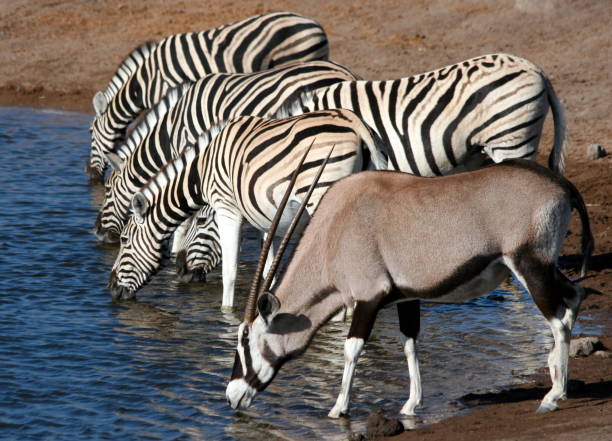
[397,300,422,415]
[218,212,243,311]
[329,300,380,418]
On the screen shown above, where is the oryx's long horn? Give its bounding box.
[260,144,335,295]
[243,139,317,324]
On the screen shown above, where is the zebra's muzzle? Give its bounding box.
[85,162,105,185]
[108,269,136,301]
[94,213,120,244]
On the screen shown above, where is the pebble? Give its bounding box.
[586,144,607,160]
[569,336,605,357]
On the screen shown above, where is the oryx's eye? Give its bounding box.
[120,235,129,245]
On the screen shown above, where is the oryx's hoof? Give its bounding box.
[328,406,348,419]
[536,402,559,413]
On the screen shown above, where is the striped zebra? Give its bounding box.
[88,11,330,182]
[95,60,358,244]
[277,53,567,176]
[108,109,387,310]
[172,205,221,284]
[92,41,157,117]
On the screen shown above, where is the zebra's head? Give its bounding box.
[174,205,222,283]
[95,164,130,244]
[226,292,289,409]
[108,193,170,301]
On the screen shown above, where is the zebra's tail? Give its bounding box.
[544,76,568,175]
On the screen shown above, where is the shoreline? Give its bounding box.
[1,0,609,439]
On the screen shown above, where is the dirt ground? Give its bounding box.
[1,0,609,439]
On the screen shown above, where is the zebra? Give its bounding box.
[92,41,157,118]
[172,205,221,284]
[95,60,358,244]
[88,11,330,182]
[276,53,568,176]
[94,83,192,243]
[108,109,387,310]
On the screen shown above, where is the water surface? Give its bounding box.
[0,107,590,440]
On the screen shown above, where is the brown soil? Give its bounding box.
[1,0,609,439]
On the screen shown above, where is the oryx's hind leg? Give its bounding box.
[509,258,585,413]
[328,299,380,418]
[397,300,422,416]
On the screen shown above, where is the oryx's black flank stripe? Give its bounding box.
[89,12,330,178]
[279,53,565,177]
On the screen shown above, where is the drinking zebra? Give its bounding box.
[277,53,567,176]
[108,109,387,310]
[95,60,358,244]
[92,41,157,118]
[88,11,330,182]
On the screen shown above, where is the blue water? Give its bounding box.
[0,107,590,440]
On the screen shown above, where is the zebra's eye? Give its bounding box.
[120,235,129,246]
[196,217,208,226]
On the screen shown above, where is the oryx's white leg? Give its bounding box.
[328,337,364,418]
[537,316,570,413]
[217,212,242,311]
[329,300,380,418]
[509,258,583,413]
[397,300,422,415]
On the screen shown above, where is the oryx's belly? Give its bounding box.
[427,258,510,303]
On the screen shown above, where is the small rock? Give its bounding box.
[569,336,605,357]
[347,433,366,441]
[586,144,607,160]
[365,409,404,438]
[593,350,612,359]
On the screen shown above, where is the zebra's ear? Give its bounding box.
[93,91,107,116]
[257,291,281,325]
[105,152,124,172]
[131,192,149,223]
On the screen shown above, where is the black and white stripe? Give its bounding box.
[108,109,386,309]
[88,11,330,181]
[95,60,358,244]
[277,53,567,176]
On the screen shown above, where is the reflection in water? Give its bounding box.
[0,107,594,440]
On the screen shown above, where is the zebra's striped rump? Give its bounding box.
[109,109,386,304]
[278,53,567,176]
[88,11,331,182]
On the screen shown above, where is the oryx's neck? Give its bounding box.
[269,229,346,355]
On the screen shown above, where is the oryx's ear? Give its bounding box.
[257,291,280,324]
[93,91,107,116]
[105,152,124,172]
[131,192,149,223]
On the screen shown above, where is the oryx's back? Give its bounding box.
[309,161,573,297]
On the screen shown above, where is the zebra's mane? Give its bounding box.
[271,88,317,119]
[115,82,192,161]
[137,119,230,203]
[100,41,157,103]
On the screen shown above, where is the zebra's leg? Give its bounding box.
[329,299,380,418]
[261,232,276,283]
[218,213,243,312]
[507,258,584,413]
[397,300,422,416]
